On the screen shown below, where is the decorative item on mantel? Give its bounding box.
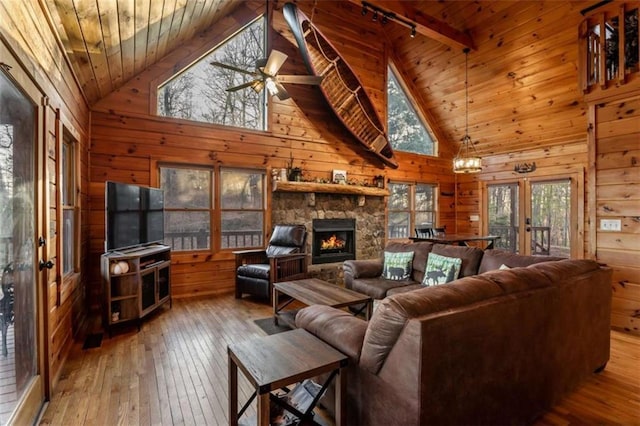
[453,48,482,174]
[514,162,537,174]
[373,175,385,188]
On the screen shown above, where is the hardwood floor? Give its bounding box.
[39,294,640,425]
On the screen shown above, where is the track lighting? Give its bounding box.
[360,2,418,38]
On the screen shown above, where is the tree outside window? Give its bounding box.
[157,17,266,130]
[62,130,78,275]
[387,66,435,156]
[387,182,437,239]
[160,166,213,251]
[220,168,265,249]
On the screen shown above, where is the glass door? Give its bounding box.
[487,183,519,252]
[528,179,572,258]
[485,176,578,257]
[0,65,45,424]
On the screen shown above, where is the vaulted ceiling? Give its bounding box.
[44,0,473,106]
[43,1,592,158]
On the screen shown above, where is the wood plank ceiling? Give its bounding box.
[43,0,245,105]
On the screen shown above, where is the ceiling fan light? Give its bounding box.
[265,78,278,96]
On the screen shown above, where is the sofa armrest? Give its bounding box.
[233,249,268,269]
[344,259,383,289]
[295,305,367,363]
[270,253,308,282]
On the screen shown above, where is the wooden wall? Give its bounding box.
[592,96,640,335]
[1,0,90,400]
[89,1,454,302]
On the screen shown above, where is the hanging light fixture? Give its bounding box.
[453,48,482,174]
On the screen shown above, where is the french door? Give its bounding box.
[0,55,46,424]
[485,175,581,258]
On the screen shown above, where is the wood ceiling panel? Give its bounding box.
[48,0,245,105]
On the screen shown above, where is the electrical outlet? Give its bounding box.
[600,219,621,231]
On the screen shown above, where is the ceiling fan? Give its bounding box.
[210,50,323,100]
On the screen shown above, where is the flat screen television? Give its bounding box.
[105,181,164,251]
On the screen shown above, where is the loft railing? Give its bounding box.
[579,2,639,95]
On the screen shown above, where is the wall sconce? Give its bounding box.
[514,162,537,174]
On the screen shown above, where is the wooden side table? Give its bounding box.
[228,328,348,426]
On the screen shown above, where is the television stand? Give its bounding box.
[101,244,171,334]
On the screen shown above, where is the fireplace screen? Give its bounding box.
[312,219,356,264]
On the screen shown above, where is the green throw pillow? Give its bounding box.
[422,253,462,286]
[382,251,414,281]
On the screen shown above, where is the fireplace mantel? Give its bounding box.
[273,181,389,197]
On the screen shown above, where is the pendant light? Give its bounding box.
[453,48,482,174]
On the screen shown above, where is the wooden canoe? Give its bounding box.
[283,2,398,169]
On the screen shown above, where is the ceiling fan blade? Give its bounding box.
[226,80,259,92]
[274,81,290,100]
[211,61,255,76]
[276,75,324,85]
[263,50,288,76]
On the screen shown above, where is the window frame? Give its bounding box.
[61,128,79,277]
[157,163,267,253]
[154,15,268,131]
[386,62,439,156]
[387,181,438,240]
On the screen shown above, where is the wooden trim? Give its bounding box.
[587,104,597,259]
[273,180,389,196]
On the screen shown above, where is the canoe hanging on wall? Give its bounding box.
[282,2,398,169]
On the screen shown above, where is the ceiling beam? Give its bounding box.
[347,0,475,51]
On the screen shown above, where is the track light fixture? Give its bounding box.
[361,1,418,38]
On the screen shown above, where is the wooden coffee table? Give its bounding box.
[228,328,348,426]
[273,278,373,327]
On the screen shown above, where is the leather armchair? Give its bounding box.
[234,224,308,303]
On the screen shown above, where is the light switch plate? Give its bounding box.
[600,219,621,231]
[469,215,480,222]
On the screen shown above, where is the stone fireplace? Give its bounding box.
[271,191,385,284]
[312,218,356,264]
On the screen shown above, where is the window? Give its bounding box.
[387,65,436,155]
[160,166,213,251]
[220,168,265,249]
[159,165,266,252]
[387,182,437,239]
[62,130,78,275]
[157,17,266,130]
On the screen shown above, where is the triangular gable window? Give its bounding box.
[157,17,266,130]
[387,65,436,155]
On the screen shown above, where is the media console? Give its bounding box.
[101,244,171,333]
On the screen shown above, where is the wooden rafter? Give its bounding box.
[347,0,475,50]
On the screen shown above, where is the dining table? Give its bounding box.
[409,233,501,250]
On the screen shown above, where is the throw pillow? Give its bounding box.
[382,251,415,281]
[422,253,462,286]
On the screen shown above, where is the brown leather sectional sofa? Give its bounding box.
[295,242,612,425]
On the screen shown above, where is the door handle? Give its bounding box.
[39,259,54,271]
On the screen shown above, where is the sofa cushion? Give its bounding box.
[431,244,484,277]
[422,253,462,286]
[351,278,418,299]
[382,251,414,280]
[478,249,565,274]
[236,263,270,279]
[384,241,434,283]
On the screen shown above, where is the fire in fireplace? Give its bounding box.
[312,218,356,264]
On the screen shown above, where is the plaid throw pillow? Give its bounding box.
[382,251,415,281]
